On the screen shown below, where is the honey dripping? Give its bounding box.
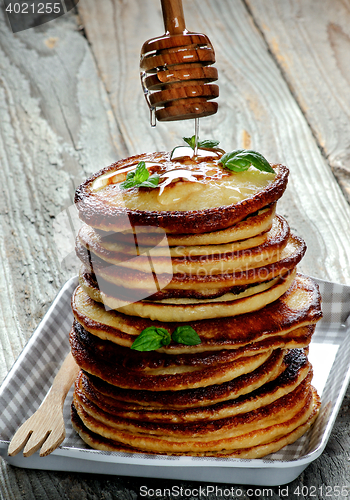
[194,117,199,156]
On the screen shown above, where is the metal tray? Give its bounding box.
[0,276,349,486]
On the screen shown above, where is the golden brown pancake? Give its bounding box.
[107,204,276,246]
[78,265,287,308]
[71,320,313,379]
[79,268,296,321]
[70,322,276,391]
[71,398,319,458]
[76,215,290,275]
[71,392,320,459]
[71,320,279,372]
[80,224,269,258]
[73,375,312,438]
[73,287,315,353]
[79,268,270,301]
[78,214,286,260]
[75,349,312,421]
[72,385,319,454]
[74,151,288,234]
[79,233,306,291]
[77,348,310,410]
[71,274,321,353]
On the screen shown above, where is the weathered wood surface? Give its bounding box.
[0,0,350,498]
[246,0,350,203]
[0,7,124,380]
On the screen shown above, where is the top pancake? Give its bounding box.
[75,151,289,234]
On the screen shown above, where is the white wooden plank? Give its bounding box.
[0,10,124,376]
[246,0,350,202]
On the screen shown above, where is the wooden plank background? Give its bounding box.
[246,0,350,202]
[0,0,350,498]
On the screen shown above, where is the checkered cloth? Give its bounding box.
[0,277,349,467]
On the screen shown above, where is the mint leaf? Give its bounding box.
[131,327,171,351]
[134,161,149,184]
[220,149,245,166]
[183,136,196,149]
[172,326,201,346]
[197,139,220,149]
[120,162,159,190]
[183,136,220,151]
[220,149,275,173]
[170,137,220,159]
[138,174,160,188]
[130,325,201,351]
[120,177,136,189]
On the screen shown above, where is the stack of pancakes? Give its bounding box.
[70,149,322,458]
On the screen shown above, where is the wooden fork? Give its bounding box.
[8,352,79,457]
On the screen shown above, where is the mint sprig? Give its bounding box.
[120,161,160,189]
[170,136,220,159]
[172,326,201,346]
[219,149,275,173]
[130,327,171,351]
[183,136,220,150]
[131,325,201,351]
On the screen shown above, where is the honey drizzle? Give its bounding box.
[140,70,156,127]
[194,117,199,156]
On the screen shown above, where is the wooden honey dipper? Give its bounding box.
[140,0,219,124]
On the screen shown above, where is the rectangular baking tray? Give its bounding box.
[0,276,349,486]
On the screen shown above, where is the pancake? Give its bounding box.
[79,349,309,409]
[78,214,285,259]
[74,314,314,356]
[145,275,285,304]
[80,224,269,258]
[74,151,289,233]
[71,397,320,458]
[79,268,296,321]
[75,349,312,421]
[73,375,312,439]
[71,273,321,352]
[71,320,279,372]
[70,322,276,391]
[79,266,288,310]
[79,268,271,301]
[72,385,319,453]
[71,319,313,373]
[76,215,290,275]
[107,204,276,247]
[81,232,306,291]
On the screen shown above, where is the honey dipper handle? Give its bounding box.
[161,0,186,34]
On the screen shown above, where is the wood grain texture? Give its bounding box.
[0,0,350,498]
[245,0,350,203]
[0,9,124,381]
